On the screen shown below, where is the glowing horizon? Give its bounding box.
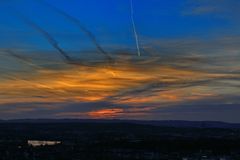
[0,0,240,122]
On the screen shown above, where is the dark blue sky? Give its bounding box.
[0,0,236,52]
[0,0,240,122]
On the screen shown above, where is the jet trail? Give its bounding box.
[15,11,72,62]
[5,50,41,69]
[39,0,113,61]
[130,0,141,56]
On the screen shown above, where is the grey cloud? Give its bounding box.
[183,0,240,20]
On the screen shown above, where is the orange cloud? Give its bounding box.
[0,56,239,116]
[88,108,124,118]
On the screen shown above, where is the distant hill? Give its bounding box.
[1,119,240,129]
[136,120,240,129]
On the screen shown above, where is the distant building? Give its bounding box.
[28,140,61,147]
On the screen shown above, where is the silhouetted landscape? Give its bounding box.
[1,119,240,160]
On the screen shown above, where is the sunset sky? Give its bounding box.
[0,0,240,122]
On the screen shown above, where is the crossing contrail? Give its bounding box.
[14,11,72,63]
[130,0,141,56]
[38,0,113,62]
[5,50,41,69]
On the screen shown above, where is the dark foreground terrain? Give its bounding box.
[1,120,240,160]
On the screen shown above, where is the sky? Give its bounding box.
[0,0,240,122]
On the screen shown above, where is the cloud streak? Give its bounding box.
[0,0,240,121]
[38,0,113,62]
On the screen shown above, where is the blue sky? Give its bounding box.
[0,0,240,122]
[0,0,236,52]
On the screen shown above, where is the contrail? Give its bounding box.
[38,0,113,62]
[14,11,72,62]
[130,0,141,56]
[5,50,41,69]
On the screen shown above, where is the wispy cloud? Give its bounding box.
[0,0,240,121]
[183,0,240,20]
